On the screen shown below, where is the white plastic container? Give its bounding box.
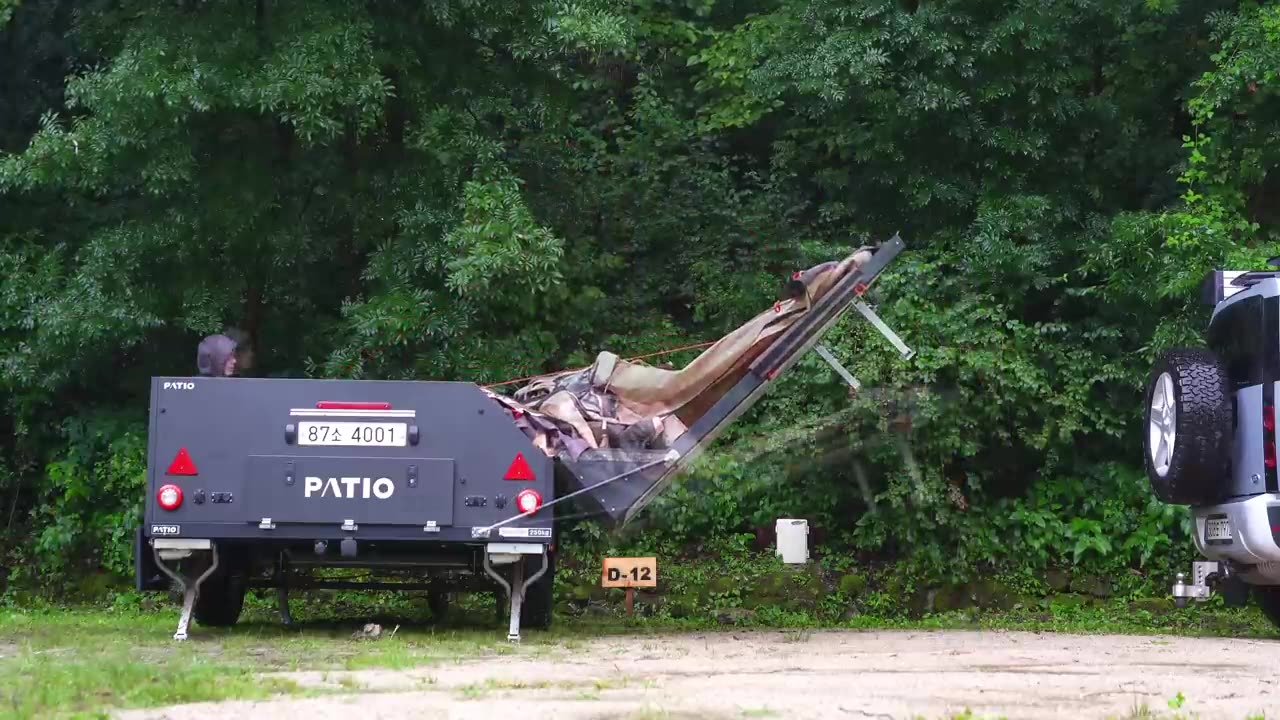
[775,518,809,564]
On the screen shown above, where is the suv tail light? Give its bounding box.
[157,484,183,511]
[1266,403,1277,470]
[515,489,542,515]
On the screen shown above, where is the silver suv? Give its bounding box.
[1148,258,1280,621]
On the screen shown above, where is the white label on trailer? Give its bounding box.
[1205,516,1232,541]
[498,527,553,539]
[151,524,181,536]
[297,421,408,447]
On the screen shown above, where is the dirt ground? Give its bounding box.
[115,628,1280,719]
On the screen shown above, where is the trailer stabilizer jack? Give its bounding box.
[151,540,219,641]
[483,543,549,643]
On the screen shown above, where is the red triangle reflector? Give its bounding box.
[504,452,535,481]
[167,447,198,476]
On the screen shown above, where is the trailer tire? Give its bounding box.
[520,552,555,630]
[193,553,248,628]
[1143,348,1232,505]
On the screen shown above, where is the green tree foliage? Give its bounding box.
[0,0,1275,591]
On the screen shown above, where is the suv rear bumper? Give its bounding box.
[1192,494,1280,578]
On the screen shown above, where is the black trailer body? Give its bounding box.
[138,379,557,641]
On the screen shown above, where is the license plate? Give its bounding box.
[297,421,407,447]
[1205,516,1232,541]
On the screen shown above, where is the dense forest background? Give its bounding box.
[1,0,1278,601]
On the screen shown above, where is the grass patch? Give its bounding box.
[0,589,1276,719]
[0,603,521,719]
[2,651,302,719]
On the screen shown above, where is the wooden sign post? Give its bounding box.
[601,556,658,616]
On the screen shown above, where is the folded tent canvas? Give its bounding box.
[482,243,883,527]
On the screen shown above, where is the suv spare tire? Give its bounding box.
[1143,348,1232,505]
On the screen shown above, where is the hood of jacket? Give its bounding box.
[196,334,238,376]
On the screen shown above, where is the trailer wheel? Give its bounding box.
[1143,348,1232,505]
[193,555,248,628]
[520,552,555,630]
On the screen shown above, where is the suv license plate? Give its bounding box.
[1205,517,1232,542]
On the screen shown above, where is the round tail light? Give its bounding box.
[157,484,183,511]
[515,489,542,515]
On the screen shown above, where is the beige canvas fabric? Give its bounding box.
[589,247,873,421]
[485,246,875,456]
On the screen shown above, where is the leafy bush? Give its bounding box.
[13,413,147,587]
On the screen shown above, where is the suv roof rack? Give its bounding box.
[1231,270,1280,289]
[1202,265,1280,306]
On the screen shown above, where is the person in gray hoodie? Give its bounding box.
[196,334,239,377]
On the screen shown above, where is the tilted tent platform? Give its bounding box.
[487,233,913,529]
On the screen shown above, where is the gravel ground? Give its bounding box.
[115,628,1280,719]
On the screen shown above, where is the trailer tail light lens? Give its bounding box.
[1266,404,1277,470]
[515,489,542,515]
[157,484,183,511]
[316,401,392,410]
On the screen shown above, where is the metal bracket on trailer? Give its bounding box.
[811,300,915,394]
[150,538,219,641]
[482,543,549,643]
[851,299,915,360]
[813,344,860,391]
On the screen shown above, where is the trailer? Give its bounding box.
[135,234,914,641]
